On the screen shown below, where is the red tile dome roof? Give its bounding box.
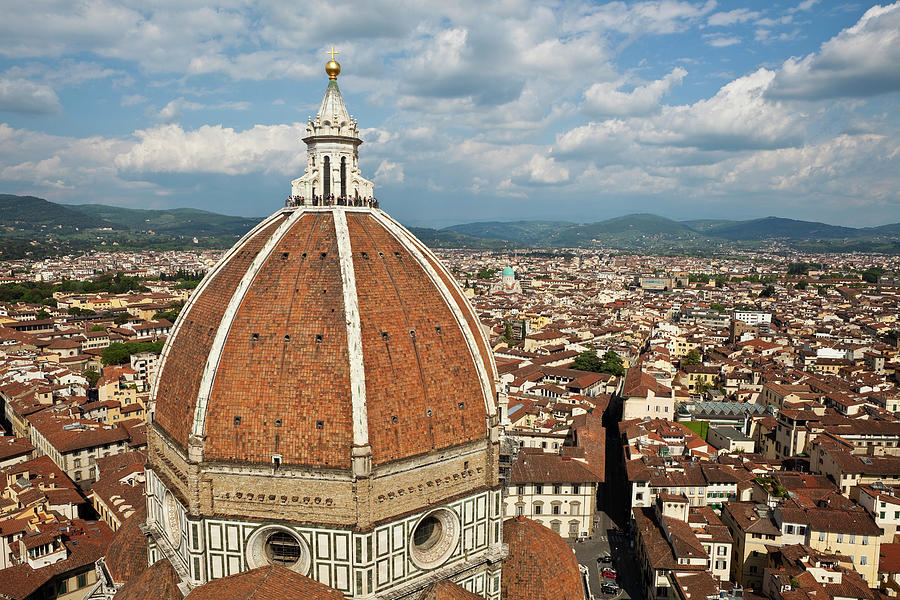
[152,207,497,469]
[502,517,584,600]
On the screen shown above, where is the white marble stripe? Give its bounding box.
[333,209,370,447]
[371,210,497,417]
[151,208,291,406]
[190,207,307,438]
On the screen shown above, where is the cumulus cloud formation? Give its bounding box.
[0,78,61,115]
[375,159,404,183]
[115,123,305,175]
[522,154,569,184]
[769,2,900,99]
[583,68,687,117]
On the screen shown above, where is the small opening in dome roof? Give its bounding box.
[233,416,241,426]
[381,331,389,341]
[315,334,323,343]
[394,251,401,258]
[458,402,465,410]
[251,333,259,341]
[275,419,282,427]
[361,251,368,259]
[281,252,289,260]
[316,421,324,429]
[426,409,433,417]
[391,415,399,424]
[320,252,327,258]
[435,326,442,335]
[284,334,291,342]
[409,329,416,338]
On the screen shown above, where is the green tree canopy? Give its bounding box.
[83,367,101,387]
[573,349,603,372]
[90,324,106,332]
[862,267,885,283]
[101,340,165,366]
[759,285,776,298]
[599,349,625,376]
[683,349,702,366]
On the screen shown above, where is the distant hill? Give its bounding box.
[0,195,117,231]
[680,218,736,231]
[70,204,260,237]
[444,221,574,246]
[703,216,861,240]
[2,194,900,256]
[408,227,511,249]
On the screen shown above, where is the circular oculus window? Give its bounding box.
[247,526,311,575]
[409,508,459,570]
[163,491,182,547]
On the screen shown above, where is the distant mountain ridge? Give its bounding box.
[1,194,899,256]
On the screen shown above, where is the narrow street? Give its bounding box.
[571,393,643,600]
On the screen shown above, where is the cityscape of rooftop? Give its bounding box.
[2,2,900,600]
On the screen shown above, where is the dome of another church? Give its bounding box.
[501,266,514,277]
[152,208,497,469]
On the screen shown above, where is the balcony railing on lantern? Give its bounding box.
[285,195,379,209]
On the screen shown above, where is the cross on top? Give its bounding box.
[328,46,339,60]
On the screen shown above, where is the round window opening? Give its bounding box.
[265,531,302,567]
[413,515,443,551]
[247,526,311,575]
[409,509,459,570]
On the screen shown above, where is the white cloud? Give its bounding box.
[115,123,305,175]
[375,159,405,183]
[708,8,759,26]
[705,35,741,47]
[568,0,717,36]
[584,68,687,117]
[520,154,569,184]
[0,77,61,115]
[121,94,147,106]
[157,98,204,123]
[769,2,900,99]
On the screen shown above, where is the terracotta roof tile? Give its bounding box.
[501,517,584,600]
[185,565,344,600]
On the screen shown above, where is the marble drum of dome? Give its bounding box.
[143,57,505,600]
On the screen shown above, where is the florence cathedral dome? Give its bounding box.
[100,56,584,600]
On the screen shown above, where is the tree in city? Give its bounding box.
[83,367,101,387]
[759,285,776,298]
[573,349,603,373]
[683,349,702,366]
[599,349,625,376]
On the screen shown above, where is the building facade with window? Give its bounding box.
[502,449,599,538]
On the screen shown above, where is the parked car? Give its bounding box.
[598,555,613,563]
[602,568,617,579]
[601,581,620,594]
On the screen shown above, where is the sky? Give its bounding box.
[0,1,898,228]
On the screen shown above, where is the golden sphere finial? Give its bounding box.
[326,46,341,80]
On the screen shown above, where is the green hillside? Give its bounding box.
[3,194,900,256]
[70,204,260,236]
[0,195,116,231]
[444,221,574,245]
[705,217,860,240]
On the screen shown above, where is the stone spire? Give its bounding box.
[290,50,375,202]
